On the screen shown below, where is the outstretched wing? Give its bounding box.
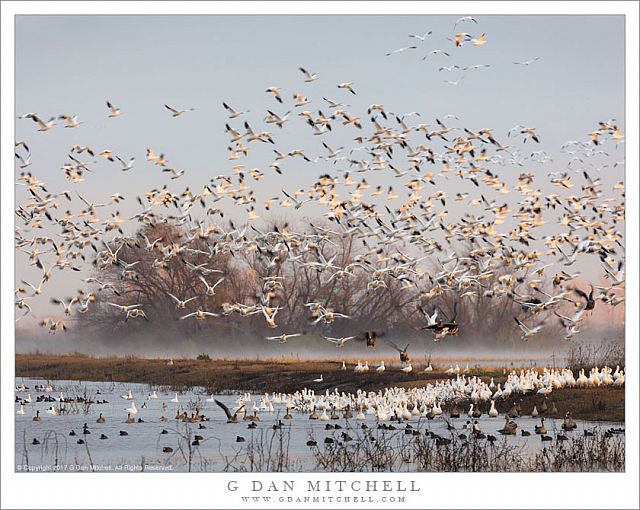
[385,339,402,353]
[355,331,369,342]
[573,287,588,300]
[450,302,459,322]
[514,317,528,333]
[215,399,233,420]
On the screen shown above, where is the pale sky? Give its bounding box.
[15,15,625,322]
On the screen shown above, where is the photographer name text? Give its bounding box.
[227,480,420,492]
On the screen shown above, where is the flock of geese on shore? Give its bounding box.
[15,16,625,359]
[18,364,624,449]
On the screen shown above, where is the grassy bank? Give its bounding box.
[15,354,624,421]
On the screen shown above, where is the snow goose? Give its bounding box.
[514,317,543,340]
[298,67,318,82]
[222,101,248,119]
[337,82,357,95]
[266,87,283,103]
[164,104,195,117]
[106,101,122,117]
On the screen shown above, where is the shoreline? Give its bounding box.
[15,354,625,422]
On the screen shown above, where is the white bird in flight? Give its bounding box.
[323,335,356,347]
[514,317,543,341]
[454,16,478,29]
[222,101,249,118]
[266,333,303,344]
[166,292,198,309]
[116,156,135,172]
[408,30,432,41]
[199,276,225,296]
[337,82,357,95]
[298,67,318,82]
[443,76,465,86]
[15,152,32,169]
[164,104,195,117]
[514,57,541,66]
[106,101,122,117]
[385,45,418,57]
[422,49,450,60]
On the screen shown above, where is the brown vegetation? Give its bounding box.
[16,354,624,421]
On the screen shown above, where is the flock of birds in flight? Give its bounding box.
[15,17,625,364]
[384,16,543,86]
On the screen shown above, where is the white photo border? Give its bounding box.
[1,2,638,509]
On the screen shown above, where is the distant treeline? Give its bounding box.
[69,221,622,353]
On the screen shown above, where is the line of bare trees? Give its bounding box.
[72,221,620,353]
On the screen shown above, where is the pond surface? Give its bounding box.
[14,378,623,472]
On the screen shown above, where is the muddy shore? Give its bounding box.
[15,354,625,421]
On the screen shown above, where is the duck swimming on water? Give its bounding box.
[497,415,517,435]
[534,418,547,435]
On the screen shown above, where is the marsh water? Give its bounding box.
[15,378,623,472]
